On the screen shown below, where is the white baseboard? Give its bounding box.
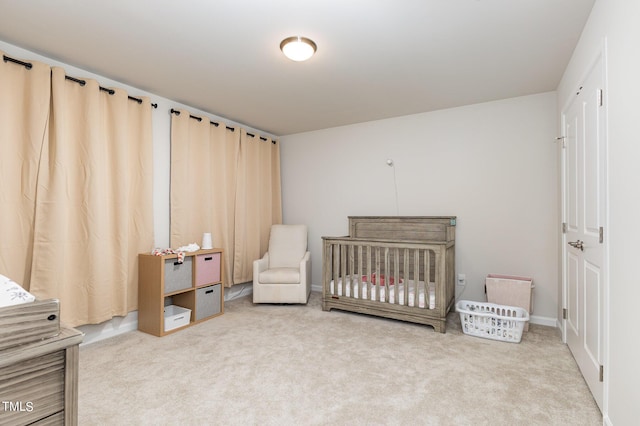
[77,311,139,346]
[529,314,558,328]
[224,282,253,300]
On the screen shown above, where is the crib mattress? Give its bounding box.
[330,277,435,309]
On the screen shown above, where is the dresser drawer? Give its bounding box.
[163,257,193,294]
[0,350,65,426]
[195,253,221,286]
[0,299,60,351]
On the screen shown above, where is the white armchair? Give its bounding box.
[253,224,311,304]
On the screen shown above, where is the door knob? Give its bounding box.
[568,240,584,251]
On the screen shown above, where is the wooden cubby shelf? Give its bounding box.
[138,248,224,336]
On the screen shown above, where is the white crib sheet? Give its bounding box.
[330,276,435,309]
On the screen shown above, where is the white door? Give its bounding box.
[561,53,607,411]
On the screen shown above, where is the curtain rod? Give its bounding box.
[170,108,236,132]
[246,132,270,142]
[3,54,32,69]
[169,108,276,144]
[65,75,158,108]
[3,53,158,109]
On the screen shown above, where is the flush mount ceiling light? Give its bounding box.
[280,36,317,62]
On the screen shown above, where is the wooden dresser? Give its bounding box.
[0,301,83,425]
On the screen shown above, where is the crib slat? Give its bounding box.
[403,248,410,306]
[340,244,347,298]
[413,249,424,308]
[366,245,372,302]
[374,247,380,302]
[357,245,363,299]
[425,249,432,309]
[383,247,390,303]
[416,249,421,308]
[405,248,411,306]
[333,243,340,296]
[348,244,355,298]
[393,248,400,305]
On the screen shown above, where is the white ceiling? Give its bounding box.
[0,0,595,136]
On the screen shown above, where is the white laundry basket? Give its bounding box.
[456,300,529,343]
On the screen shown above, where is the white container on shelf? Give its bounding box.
[163,305,191,332]
[201,232,213,249]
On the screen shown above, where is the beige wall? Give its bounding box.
[280,92,559,323]
[558,0,640,423]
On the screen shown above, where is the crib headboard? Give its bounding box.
[348,216,456,243]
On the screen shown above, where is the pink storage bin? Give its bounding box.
[195,252,221,286]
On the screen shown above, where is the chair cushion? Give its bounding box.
[268,224,307,269]
[258,268,301,284]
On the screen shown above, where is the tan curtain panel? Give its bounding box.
[170,115,281,286]
[0,52,50,288]
[29,67,153,326]
[170,111,240,286]
[170,110,212,246]
[123,94,155,310]
[209,122,240,287]
[232,130,282,284]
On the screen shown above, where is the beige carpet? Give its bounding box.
[78,292,602,425]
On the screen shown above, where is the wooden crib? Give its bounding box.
[322,216,456,332]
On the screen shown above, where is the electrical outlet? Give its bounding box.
[457,273,466,286]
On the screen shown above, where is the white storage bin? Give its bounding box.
[164,305,191,332]
[456,300,529,343]
[486,274,534,331]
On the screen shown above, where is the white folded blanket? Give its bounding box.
[0,273,36,308]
